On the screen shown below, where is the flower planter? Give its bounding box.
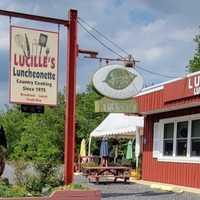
[130,169,141,180]
[0,190,101,200]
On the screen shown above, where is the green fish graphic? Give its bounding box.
[104,68,137,90]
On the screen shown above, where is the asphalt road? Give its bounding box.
[75,175,200,200]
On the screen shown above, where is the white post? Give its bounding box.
[88,137,92,156]
[135,127,141,169]
[114,144,118,164]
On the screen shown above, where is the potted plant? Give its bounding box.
[130,153,142,180]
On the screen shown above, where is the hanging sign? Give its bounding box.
[10,26,59,106]
[95,97,138,113]
[92,64,143,99]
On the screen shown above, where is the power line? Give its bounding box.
[78,19,178,79]
[78,20,125,59]
[78,17,130,56]
[136,65,178,79]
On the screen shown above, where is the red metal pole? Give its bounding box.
[64,9,78,185]
[0,9,69,26]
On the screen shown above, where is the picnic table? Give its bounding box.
[82,166,131,183]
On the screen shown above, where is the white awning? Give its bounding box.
[90,113,144,139]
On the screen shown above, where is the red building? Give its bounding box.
[135,71,200,188]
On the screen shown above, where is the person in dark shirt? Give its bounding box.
[0,126,7,149]
[0,125,7,176]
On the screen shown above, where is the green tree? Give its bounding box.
[189,31,200,72]
[0,105,27,157]
[0,92,65,162]
[0,87,106,162]
[76,85,107,156]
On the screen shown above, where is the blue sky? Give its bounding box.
[0,0,200,107]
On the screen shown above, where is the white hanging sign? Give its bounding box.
[92,64,143,99]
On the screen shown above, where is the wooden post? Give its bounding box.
[64,9,78,185]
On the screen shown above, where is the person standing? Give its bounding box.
[0,126,7,177]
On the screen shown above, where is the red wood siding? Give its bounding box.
[137,90,164,113]
[136,90,200,114]
[142,107,200,188]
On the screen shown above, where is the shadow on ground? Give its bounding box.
[92,181,132,185]
[102,191,174,198]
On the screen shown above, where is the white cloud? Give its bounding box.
[144,47,162,61]
[142,19,167,33]
[0,0,200,106]
[169,28,197,42]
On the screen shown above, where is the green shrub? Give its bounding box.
[46,175,63,188]
[0,181,29,197]
[10,185,29,197]
[0,161,63,197]
[34,162,58,183]
[23,162,62,196]
[24,175,43,196]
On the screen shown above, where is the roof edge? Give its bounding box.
[137,70,200,97]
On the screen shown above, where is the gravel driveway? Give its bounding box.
[75,175,200,200]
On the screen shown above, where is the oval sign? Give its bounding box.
[92,64,143,99]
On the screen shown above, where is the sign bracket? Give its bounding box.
[0,9,69,26]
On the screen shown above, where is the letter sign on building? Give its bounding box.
[164,73,200,102]
[10,26,59,106]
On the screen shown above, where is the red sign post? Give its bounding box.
[64,9,78,184]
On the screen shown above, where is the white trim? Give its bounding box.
[187,120,192,157]
[159,113,200,123]
[160,123,164,156]
[187,70,200,77]
[173,122,177,157]
[153,122,160,158]
[158,157,200,164]
[155,113,200,163]
[136,86,164,96]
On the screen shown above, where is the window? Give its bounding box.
[153,114,200,163]
[176,121,188,156]
[163,123,174,156]
[191,120,200,156]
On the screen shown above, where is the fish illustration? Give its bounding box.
[104,68,137,90]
